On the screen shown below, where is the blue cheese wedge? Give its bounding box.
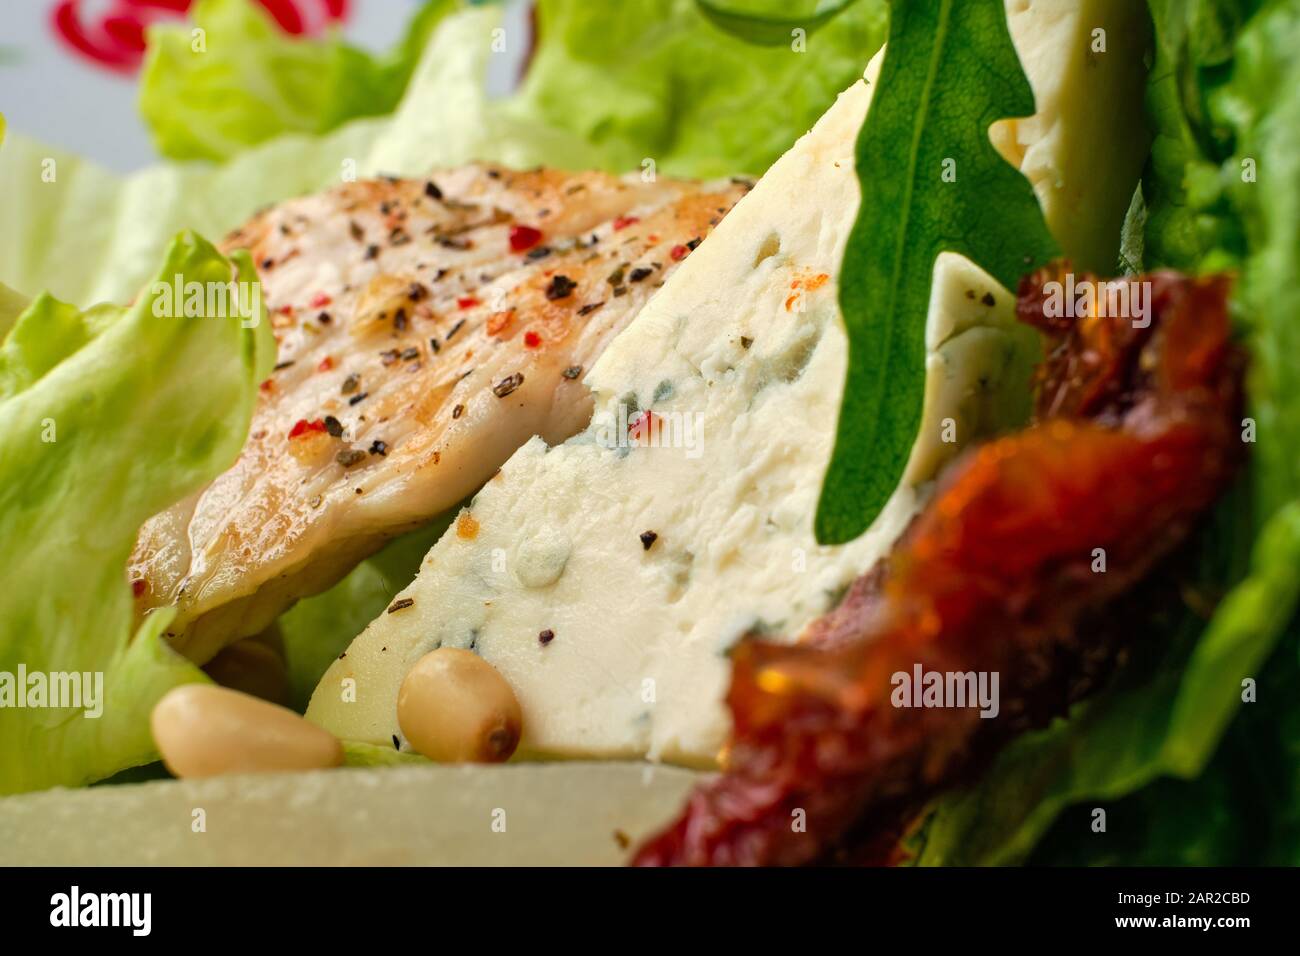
[307,80,1032,764]
[308,0,1151,765]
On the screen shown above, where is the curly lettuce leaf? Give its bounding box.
[140,0,460,163]
[0,233,274,795]
[504,0,887,178]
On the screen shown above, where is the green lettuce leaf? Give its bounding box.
[503,0,888,178]
[0,233,275,795]
[140,0,460,163]
[914,0,1300,866]
[815,0,1058,544]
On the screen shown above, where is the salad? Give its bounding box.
[0,0,1297,869]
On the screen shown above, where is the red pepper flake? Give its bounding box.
[131,579,147,598]
[670,244,689,261]
[509,224,544,253]
[309,292,332,308]
[277,304,293,316]
[457,296,480,310]
[317,356,335,372]
[523,330,542,349]
[613,216,640,231]
[288,418,327,439]
[260,379,275,394]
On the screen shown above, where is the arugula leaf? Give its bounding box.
[814,0,1058,544]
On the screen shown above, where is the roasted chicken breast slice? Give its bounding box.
[131,165,751,664]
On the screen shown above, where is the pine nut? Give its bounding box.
[397,648,521,763]
[151,684,343,778]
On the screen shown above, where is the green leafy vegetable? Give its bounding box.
[695,0,863,46]
[814,0,1058,544]
[915,0,1300,866]
[503,0,888,178]
[140,0,459,163]
[0,233,274,795]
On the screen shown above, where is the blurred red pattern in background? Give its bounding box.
[51,0,350,72]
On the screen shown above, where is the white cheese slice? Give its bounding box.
[306,76,1034,764]
[307,0,1151,765]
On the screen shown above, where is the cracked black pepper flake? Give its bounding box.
[639,530,658,550]
[387,597,414,613]
[365,244,380,260]
[369,440,388,457]
[323,415,344,438]
[525,246,552,261]
[348,391,369,406]
[446,318,466,340]
[546,274,577,300]
[392,734,401,749]
[577,301,604,316]
[349,220,364,241]
[408,282,427,302]
[394,308,408,330]
[429,337,441,353]
[380,349,400,366]
[687,237,702,251]
[539,629,555,646]
[452,404,465,419]
[273,360,295,371]
[317,311,332,324]
[493,373,524,398]
[981,291,997,307]
[562,365,582,380]
[740,336,753,349]
[260,257,275,270]
[607,265,626,286]
[336,448,367,467]
[628,267,653,283]
[424,180,443,200]
[401,346,420,360]
[612,285,629,297]
[341,373,360,395]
